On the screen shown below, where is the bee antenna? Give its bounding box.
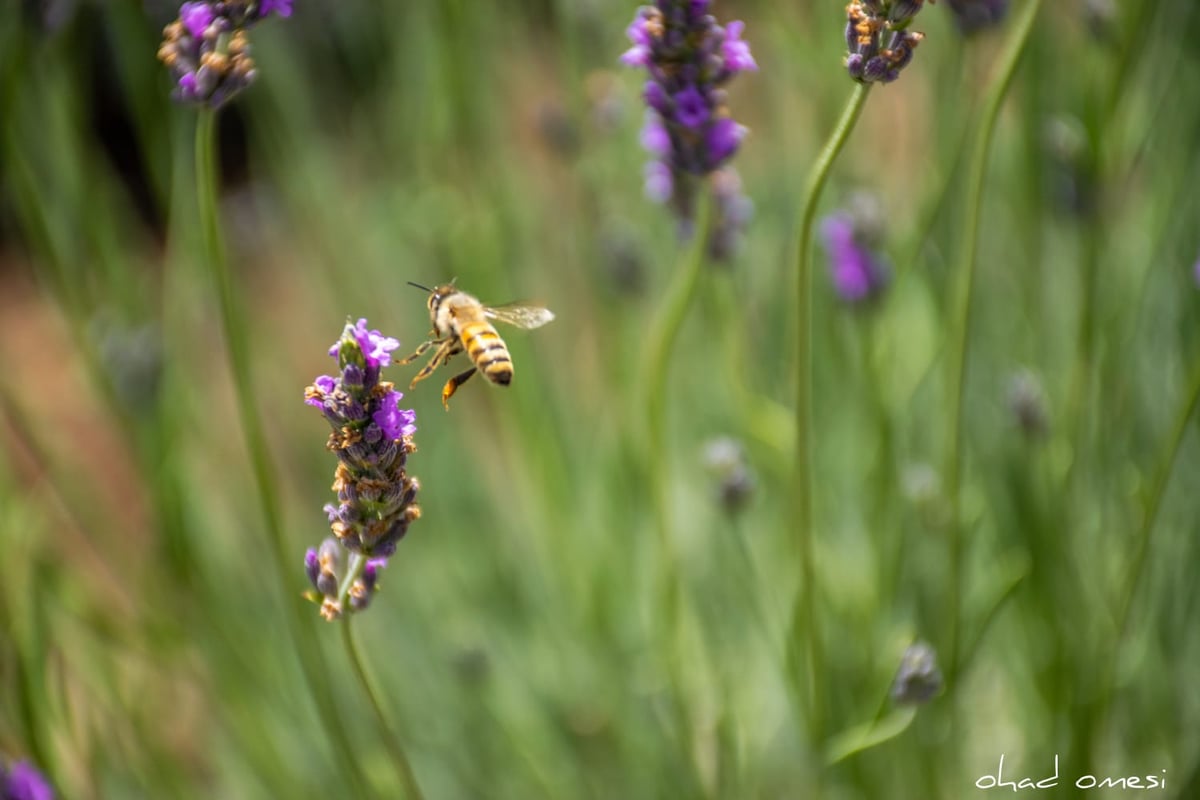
[407,281,432,293]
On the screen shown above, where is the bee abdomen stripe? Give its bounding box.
[480,355,512,369]
[464,328,499,349]
[467,338,502,354]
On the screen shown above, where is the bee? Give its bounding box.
[399,282,555,408]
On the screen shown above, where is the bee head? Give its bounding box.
[428,283,458,307]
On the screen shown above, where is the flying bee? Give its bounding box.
[399,282,555,408]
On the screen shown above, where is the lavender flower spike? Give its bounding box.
[622,1,756,260]
[844,0,931,84]
[303,319,420,620]
[820,212,890,304]
[157,0,294,108]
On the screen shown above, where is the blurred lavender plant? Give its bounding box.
[1044,116,1096,217]
[819,196,890,304]
[944,0,1008,34]
[0,760,54,800]
[1007,369,1049,439]
[622,1,756,258]
[703,436,755,513]
[157,0,293,108]
[1083,0,1117,42]
[90,316,164,415]
[304,319,420,621]
[890,641,943,705]
[844,0,930,84]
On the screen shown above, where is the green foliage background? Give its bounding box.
[2,1,1200,797]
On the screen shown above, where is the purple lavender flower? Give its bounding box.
[1,761,54,800]
[337,318,401,369]
[157,0,293,109]
[844,1,929,84]
[944,0,1008,34]
[373,389,417,440]
[303,319,421,620]
[305,538,390,619]
[622,1,756,261]
[349,557,388,612]
[1194,256,1200,288]
[820,212,890,304]
[180,2,213,37]
[722,21,757,72]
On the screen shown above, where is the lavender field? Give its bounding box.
[2,1,1199,797]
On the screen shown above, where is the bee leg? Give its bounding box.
[441,367,477,409]
[397,338,437,366]
[409,340,454,388]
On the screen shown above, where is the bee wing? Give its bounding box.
[484,301,556,330]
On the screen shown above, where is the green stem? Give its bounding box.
[790,81,871,745]
[193,111,370,796]
[640,184,713,796]
[943,0,1043,692]
[342,614,426,800]
[1106,356,1200,687]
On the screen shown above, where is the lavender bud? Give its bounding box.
[844,1,929,84]
[1007,369,1049,439]
[819,201,891,306]
[1044,115,1095,217]
[944,0,1009,35]
[703,437,756,512]
[891,641,943,705]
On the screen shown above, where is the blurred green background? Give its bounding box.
[3,0,1200,797]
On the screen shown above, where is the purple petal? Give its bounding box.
[639,114,671,157]
[373,390,417,440]
[304,548,320,588]
[674,86,709,130]
[821,214,888,303]
[180,2,214,38]
[722,21,758,72]
[625,13,653,47]
[4,762,55,800]
[177,71,199,98]
[348,318,401,368]
[621,45,652,67]
[704,117,745,167]
[643,81,670,114]
[305,374,336,408]
[260,0,293,17]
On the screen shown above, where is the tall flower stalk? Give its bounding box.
[789,81,870,745]
[943,0,1044,696]
[622,1,755,784]
[192,109,375,794]
[166,4,386,793]
[790,0,931,746]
